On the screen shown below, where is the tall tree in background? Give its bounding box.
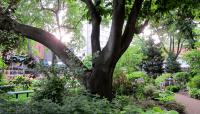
[165,52,181,73]
[0,0,199,100]
[152,7,198,73]
[141,38,164,78]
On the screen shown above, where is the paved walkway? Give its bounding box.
[175,93,200,114]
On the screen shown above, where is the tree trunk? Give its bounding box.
[88,59,115,100]
[52,53,57,67]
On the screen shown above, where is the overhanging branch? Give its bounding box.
[81,0,101,61]
[135,20,149,34]
[103,0,125,57]
[121,0,144,51]
[0,12,88,75]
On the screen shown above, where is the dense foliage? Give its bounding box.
[184,50,200,73]
[32,76,65,104]
[115,44,145,74]
[165,53,181,73]
[141,38,164,78]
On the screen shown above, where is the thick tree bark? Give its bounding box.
[83,0,144,100]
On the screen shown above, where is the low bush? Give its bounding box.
[189,88,200,100]
[0,93,179,114]
[183,49,200,73]
[155,73,171,86]
[136,100,157,109]
[143,84,158,99]
[113,72,155,99]
[0,99,62,114]
[113,73,133,95]
[82,55,92,69]
[32,76,65,104]
[173,72,190,89]
[126,71,147,81]
[154,91,175,103]
[0,85,14,93]
[0,73,8,86]
[145,107,179,114]
[11,75,31,90]
[132,83,145,100]
[188,75,200,89]
[166,86,180,93]
[162,101,185,114]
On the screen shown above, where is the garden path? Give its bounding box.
[175,93,200,114]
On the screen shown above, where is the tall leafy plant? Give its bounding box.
[141,38,164,78]
[165,52,181,73]
[115,38,145,74]
[183,49,200,73]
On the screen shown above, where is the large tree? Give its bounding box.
[0,0,199,100]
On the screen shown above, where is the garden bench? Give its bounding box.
[0,85,14,89]
[0,85,15,91]
[7,90,34,99]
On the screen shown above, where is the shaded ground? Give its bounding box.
[175,93,200,114]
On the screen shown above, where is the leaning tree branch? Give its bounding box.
[121,0,144,51]
[81,0,101,57]
[154,27,169,54]
[103,0,125,59]
[175,39,185,59]
[0,11,88,81]
[135,20,149,34]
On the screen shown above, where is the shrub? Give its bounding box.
[132,83,145,100]
[0,85,14,93]
[120,105,144,114]
[113,73,133,95]
[144,84,157,99]
[82,55,92,69]
[11,75,31,90]
[165,52,181,73]
[0,57,6,69]
[188,75,200,89]
[141,38,164,78]
[189,88,200,100]
[145,107,179,114]
[113,72,148,99]
[154,91,175,103]
[162,101,185,114]
[0,74,14,93]
[155,73,171,86]
[32,76,65,104]
[173,72,190,89]
[0,99,62,114]
[166,86,180,93]
[115,46,145,74]
[136,100,157,109]
[0,93,179,114]
[126,71,147,81]
[183,49,200,73]
[61,94,121,113]
[0,74,8,86]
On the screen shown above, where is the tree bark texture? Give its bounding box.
[83,0,144,100]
